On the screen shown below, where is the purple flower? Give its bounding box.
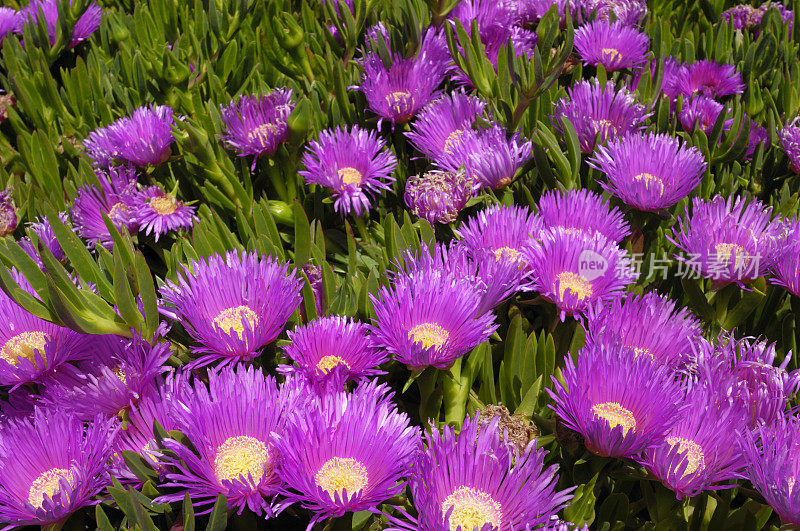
[525,0,578,22]
[39,335,172,420]
[629,56,686,103]
[538,189,630,243]
[552,79,650,153]
[395,241,527,316]
[405,91,485,162]
[160,250,303,367]
[83,105,176,167]
[407,413,573,530]
[370,269,498,370]
[129,185,196,241]
[0,188,16,237]
[457,204,542,281]
[678,96,731,135]
[525,228,637,321]
[436,124,533,190]
[642,383,748,499]
[697,332,799,427]
[358,29,450,126]
[274,381,420,524]
[771,219,800,296]
[574,20,649,72]
[585,291,703,370]
[0,409,116,528]
[589,132,707,211]
[0,270,92,388]
[157,365,295,516]
[70,166,138,248]
[582,0,647,26]
[779,117,800,173]
[745,122,770,160]
[720,5,761,30]
[405,169,475,224]
[668,195,785,285]
[20,0,101,48]
[743,415,800,526]
[19,212,70,267]
[300,126,397,216]
[548,343,685,458]
[278,316,387,386]
[219,90,294,169]
[677,60,745,99]
[0,8,21,44]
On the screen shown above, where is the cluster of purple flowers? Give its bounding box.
[0,0,102,48]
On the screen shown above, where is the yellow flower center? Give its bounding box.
[715,243,747,269]
[149,195,178,215]
[592,402,637,435]
[592,119,615,135]
[632,346,653,360]
[441,486,503,531]
[0,331,49,366]
[633,173,665,197]
[386,91,414,115]
[601,48,622,62]
[338,167,363,186]
[316,355,350,375]
[789,476,796,496]
[213,435,270,485]
[666,436,705,476]
[212,305,259,339]
[113,367,128,385]
[556,272,593,302]
[492,246,520,262]
[314,457,369,498]
[108,202,127,218]
[443,129,465,153]
[28,468,73,509]
[409,322,449,351]
[248,122,279,145]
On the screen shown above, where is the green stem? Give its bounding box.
[443,358,468,425]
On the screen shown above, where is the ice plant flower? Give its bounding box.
[40,335,172,420]
[129,186,196,241]
[525,228,637,321]
[275,381,420,524]
[720,4,762,30]
[408,414,573,530]
[395,241,526,315]
[404,169,475,224]
[157,365,294,516]
[589,132,707,211]
[70,166,137,249]
[677,60,745,99]
[0,270,91,388]
[678,96,731,135]
[219,90,294,169]
[278,316,388,386]
[549,343,685,458]
[743,416,800,527]
[581,0,647,26]
[20,0,102,48]
[551,79,650,153]
[585,291,703,370]
[19,212,71,267]
[0,409,116,528]
[574,20,649,72]
[358,29,450,126]
[0,187,16,237]
[668,195,785,285]
[436,124,533,190]
[160,250,303,367]
[771,220,800,296]
[745,122,770,160]
[538,189,630,243]
[370,269,498,370]
[405,91,485,162]
[300,126,397,216]
[779,117,800,173]
[457,204,542,270]
[697,333,799,427]
[83,105,176,167]
[642,384,748,499]
[0,8,21,44]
